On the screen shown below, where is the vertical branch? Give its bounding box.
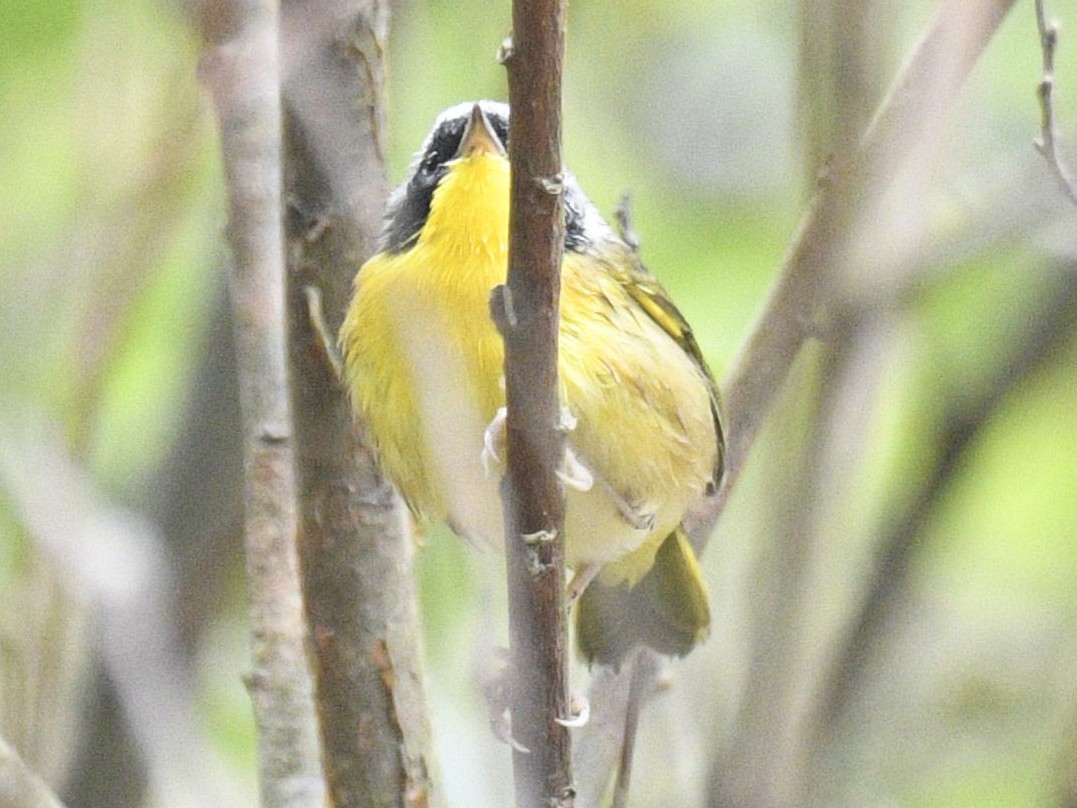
[796,0,889,190]
[198,1,324,805]
[496,0,573,806]
[280,1,439,806]
[609,651,660,808]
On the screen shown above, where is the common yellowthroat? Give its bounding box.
[340,101,724,666]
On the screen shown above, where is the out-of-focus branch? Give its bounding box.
[1034,0,1077,207]
[712,7,887,803]
[1053,699,1077,807]
[279,1,439,806]
[575,197,645,808]
[573,660,643,808]
[795,0,890,190]
[0,425,234,808]
[704,3,1019,802]
[198,0,324,803]
[496,0,573,806]
[816,268,1077,739]
[709,0,1017,532]
[576,2,1020,802]
[0,736,68,808]
[609,651,661,808]
[709,0,1019,530]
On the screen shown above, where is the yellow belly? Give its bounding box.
[342,249,714,583]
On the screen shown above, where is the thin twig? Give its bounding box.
[572,666,635,807]
[608,195,646,808]
[614,193,641,254]
[499,0,574,805]
[1034,0,1077,206]
[198,0,323,801]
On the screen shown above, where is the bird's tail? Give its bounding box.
[575,527,711,668]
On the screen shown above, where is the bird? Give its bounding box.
[339,100,724,667]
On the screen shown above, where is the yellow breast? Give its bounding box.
[340,152,509,530]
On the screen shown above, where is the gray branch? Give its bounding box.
[574,1,1021,803]
[198,0,324,802]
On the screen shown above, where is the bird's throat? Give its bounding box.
[421,153,511,271]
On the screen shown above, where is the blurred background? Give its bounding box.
[2,0,1076,805]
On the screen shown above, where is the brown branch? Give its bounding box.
[280,1,439,806]
[197,1,324,803]
[1034,0,1077,206]
[497,0,573,806]
[0,736,68,808]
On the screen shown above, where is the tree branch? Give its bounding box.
[575,1,1020,801]
[280,1,439,806]
[497,0,573,805]
[816,268,1077,738]
[198,0,324,803]
[609,651,660,808]
[1034,0,1077,206]
[709,0,1018,533]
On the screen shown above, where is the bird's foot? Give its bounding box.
[604,483,656,532]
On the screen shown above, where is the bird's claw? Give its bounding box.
[481,648,532,754]
[557,447,594,492]
[481,406,508,476]
[493,714,532,754]
[555,692,590,728]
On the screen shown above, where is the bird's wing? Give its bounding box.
[612,254,725,489]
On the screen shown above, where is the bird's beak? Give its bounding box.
[455,103,506,158]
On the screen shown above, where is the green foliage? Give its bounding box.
[2,0,1075,804]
